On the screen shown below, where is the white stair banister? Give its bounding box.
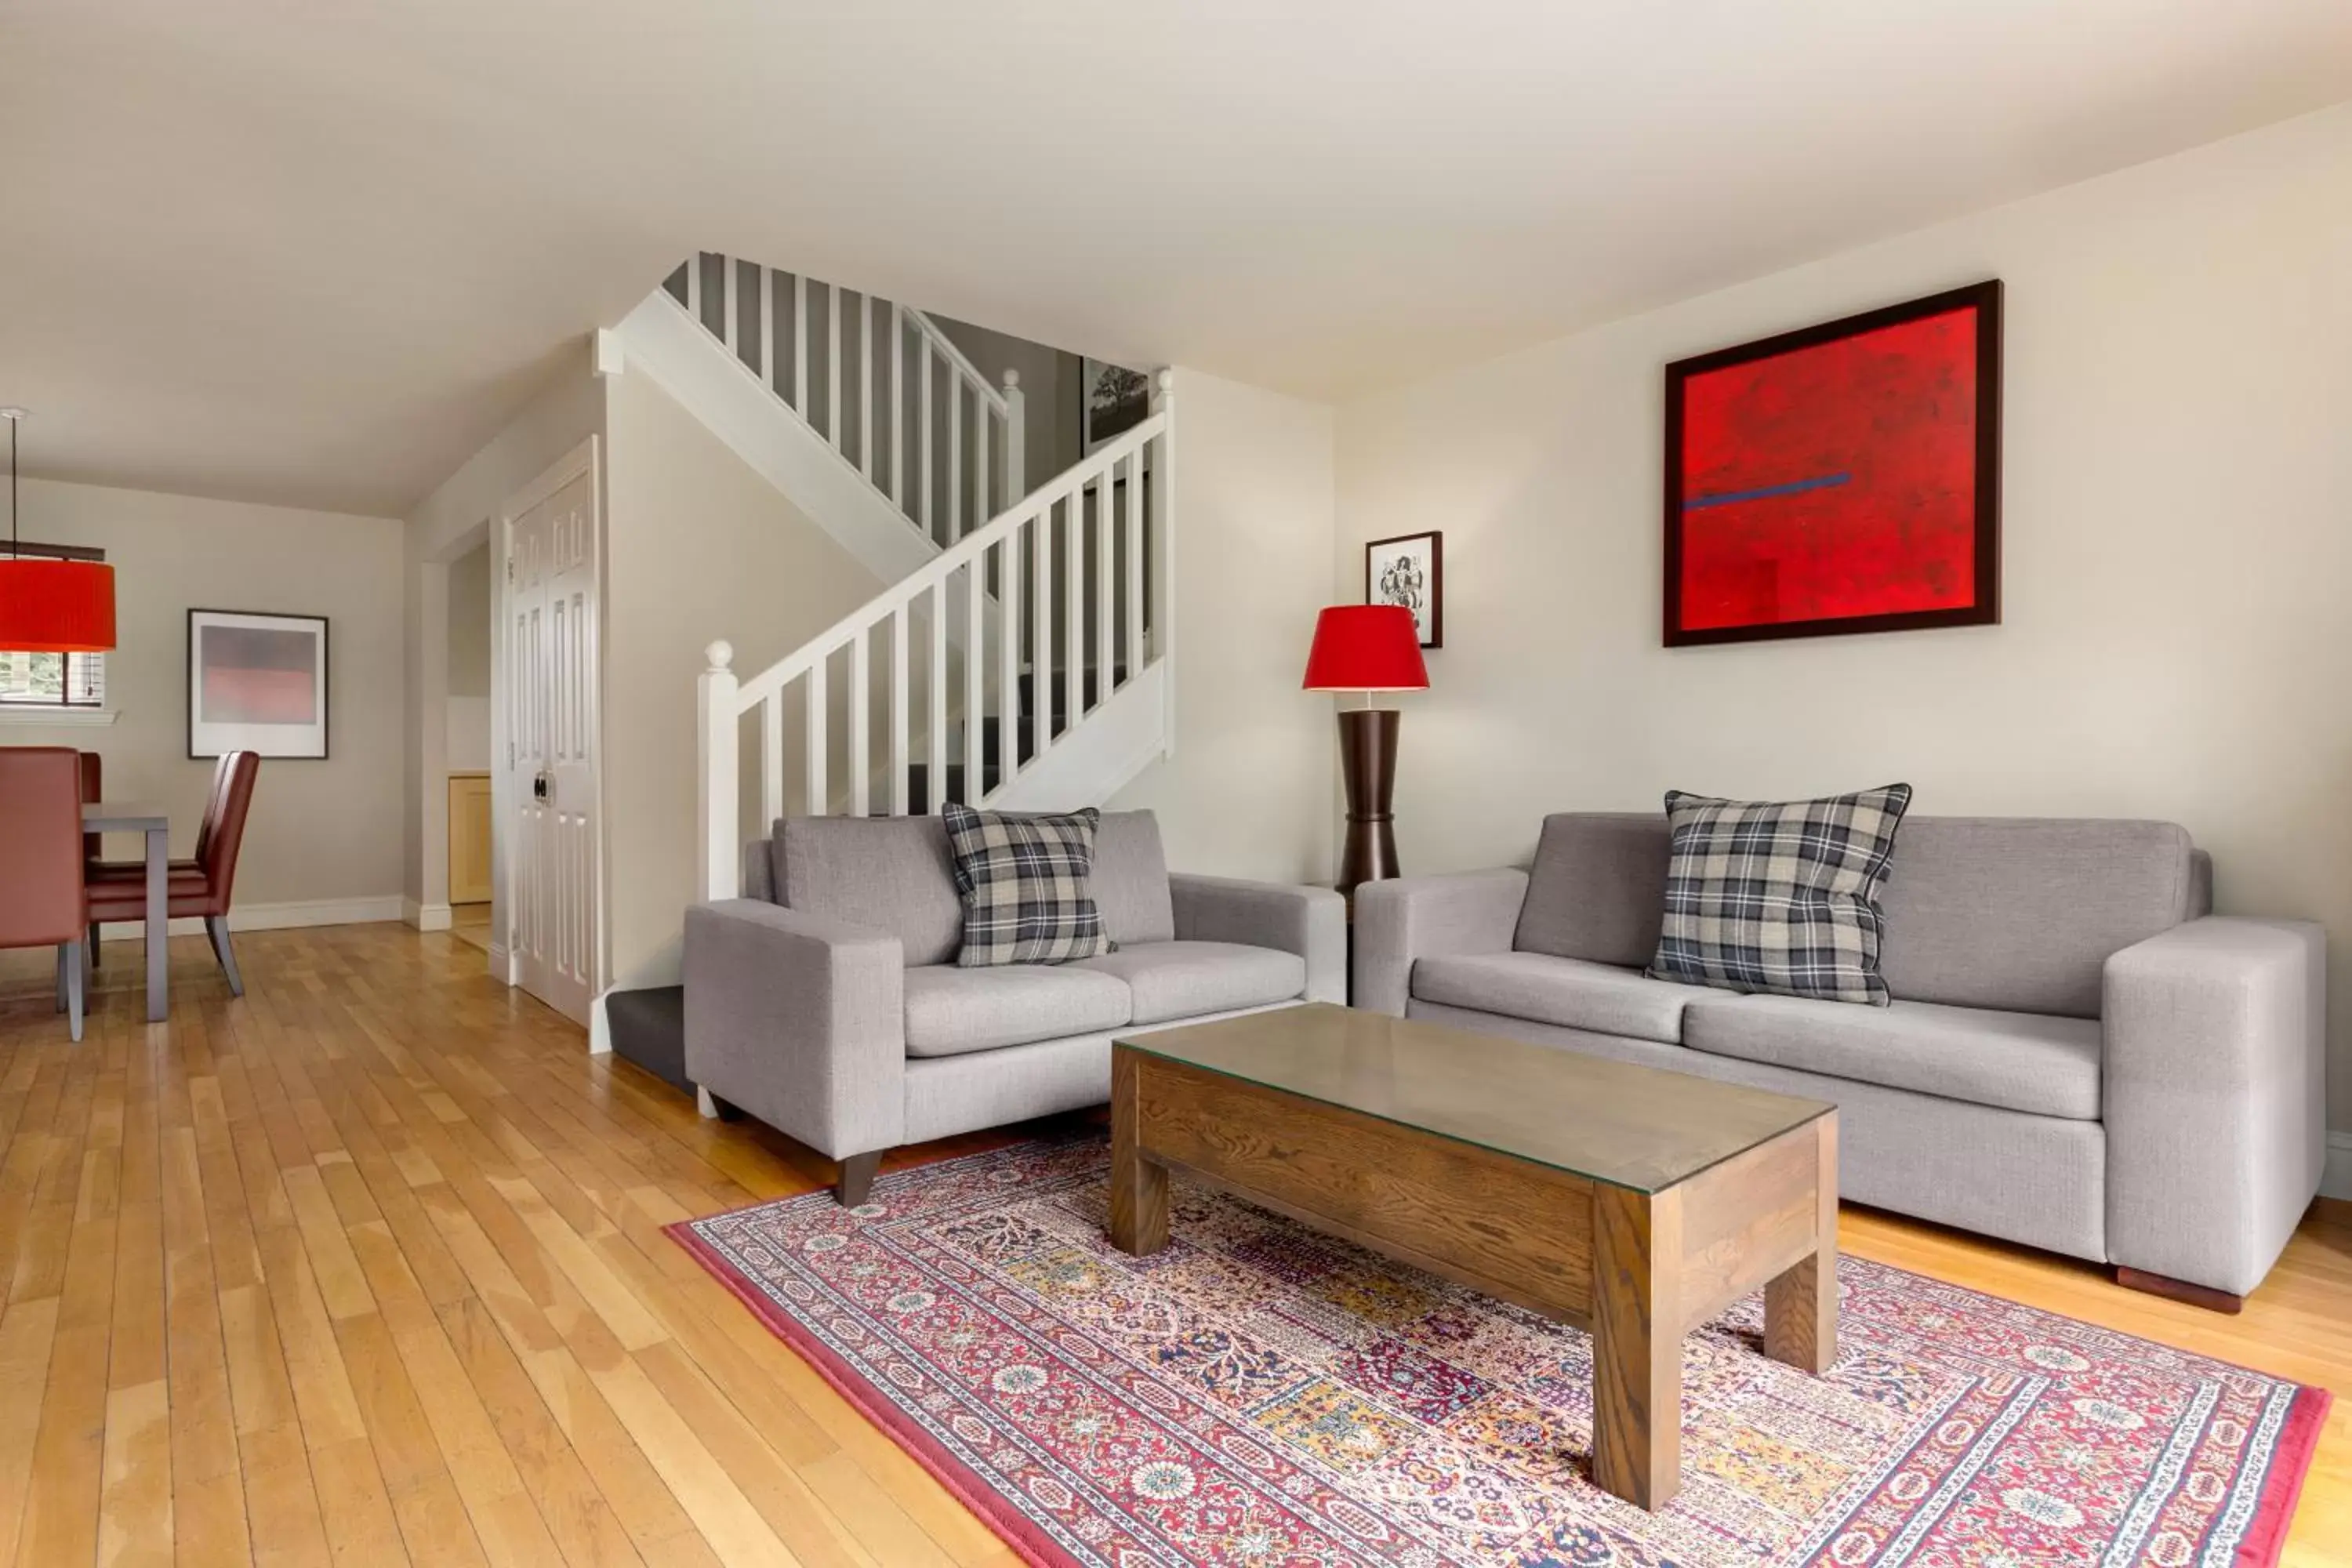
[890,303,906,508]
[1001,369,1025,510]
[927,578,948,811]
[1151,368,1176,760]
[804,656,828,816]
[848,631,872,817]
[662,254,1024,553]
[695,392,1170,885]
[697,641,740,901]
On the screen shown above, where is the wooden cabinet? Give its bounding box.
[447,772,493,906]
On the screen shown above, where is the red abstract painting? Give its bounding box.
[1664,281,2001,644]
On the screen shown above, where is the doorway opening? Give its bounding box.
[446,539,494,953]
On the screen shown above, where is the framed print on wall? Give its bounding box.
[1080,358,1152,453]
[1365,531,1443,649]
[188,609,329,758]
[1664,279,2002,647]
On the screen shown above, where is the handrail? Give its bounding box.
[670,252,1026,539]
[731,405,1167,712]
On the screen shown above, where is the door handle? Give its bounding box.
[533,773,550,802]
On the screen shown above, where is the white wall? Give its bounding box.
[5,478,405,915]
[601,368,884,989]
[1338,103,2352,1126]
[402,352,606,924]
[1113,369,1338,884]
[444,543,492,771]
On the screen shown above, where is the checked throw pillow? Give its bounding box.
[942,803,1116,966]
[1646,783,1913,1006]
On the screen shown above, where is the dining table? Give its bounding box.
[82,801,171,1022]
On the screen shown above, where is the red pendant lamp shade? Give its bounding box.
[0,557,117,653]
[0,411,116,653]
[1301,604,1428,692]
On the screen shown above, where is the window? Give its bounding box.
[0,543,107,710]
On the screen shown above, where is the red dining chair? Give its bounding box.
[78,751,103,964]
[0,747,92,1040]
[86,750,260,997]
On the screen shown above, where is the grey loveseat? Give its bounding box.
[1356,812,2325,1307]
[686,810,1345,1203]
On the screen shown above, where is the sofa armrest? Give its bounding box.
[2103,916,2326,1297]
[1169,874,1348,1004]
[1352,869,1530,1018]
[683,899,906,1160]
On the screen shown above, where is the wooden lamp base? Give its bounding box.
[1336,707,1400,896]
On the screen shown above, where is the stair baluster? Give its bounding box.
[689,350,1171,900]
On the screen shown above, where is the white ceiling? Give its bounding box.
[5,0,2350,517]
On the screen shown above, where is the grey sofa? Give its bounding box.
[686,809,1345,1203]
[1356,812,2326,1307]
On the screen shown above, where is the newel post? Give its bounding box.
[1150,368,1176,760]
[697,641,740,901]
[1001,368,1025,510]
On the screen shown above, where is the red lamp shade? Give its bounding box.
[0,557,117,653]
[1301,604,1428,691]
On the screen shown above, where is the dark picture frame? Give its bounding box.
[187,608,331,759]
[1663,280,2002,647]
[1365,530,1443,649]
[1080,358,1152,454]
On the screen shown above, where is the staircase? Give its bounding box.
[622,253,1028,590]
[691,352,1176,902]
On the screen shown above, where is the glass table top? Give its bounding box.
[1120,1003,1831,1195]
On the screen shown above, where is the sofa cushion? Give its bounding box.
[1410,952,1715,1045]
[1682,992,2103,1120]
[776,815,962,966]
[1876,818,2194,1018]
[1648,784,1913,1006]
[942,804,1116,966]
[902,964,1133,1057]
[1074,941,1305,1025]
[1515,813,1671,968]
[1093,811,1176,945]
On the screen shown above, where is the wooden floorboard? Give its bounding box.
[0,922,2341,1564]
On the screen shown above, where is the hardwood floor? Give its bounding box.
[448,908,492,956]
[0,922,2344,1564]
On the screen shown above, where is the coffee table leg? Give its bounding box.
[1108,1047,1167,1255]
[1592,1185,1682,1510]
[1765,1115,1839,1374]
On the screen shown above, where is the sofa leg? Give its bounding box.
[836,1152,882,1207]
[2116,1265,2244,1315]
[694,1087,744,1123]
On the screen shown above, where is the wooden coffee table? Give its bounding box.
[1108,1003,1837,1511]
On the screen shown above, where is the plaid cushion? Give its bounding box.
[942,804,1116,967]
[1646,783,1913,1007]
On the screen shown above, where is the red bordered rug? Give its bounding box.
[670,1134,2328,1566]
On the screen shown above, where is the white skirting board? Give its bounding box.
[2323,1131,2352,1202]
[405,898,454,932]
[96,895,407,943]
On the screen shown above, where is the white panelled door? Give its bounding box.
[506,458,601,1025]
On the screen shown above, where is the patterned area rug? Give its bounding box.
[671,1135,2327,1566]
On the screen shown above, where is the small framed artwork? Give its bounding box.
[1366,530,1443,648]
[1080,358,1152,453]
[188,609,330,759]
[1664,279,2002,646]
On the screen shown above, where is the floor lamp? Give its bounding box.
[1301,604,1429,897]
